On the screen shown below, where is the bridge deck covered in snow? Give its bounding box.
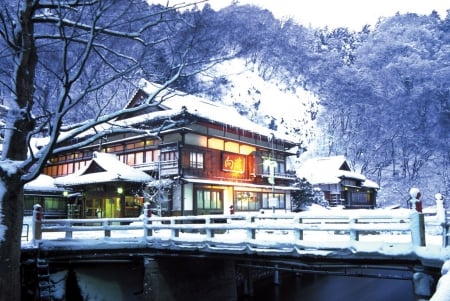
[21,209,450,268]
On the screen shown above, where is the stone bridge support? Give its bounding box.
[412,266,436,301]
[144,256,237,301]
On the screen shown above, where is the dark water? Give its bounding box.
[61,261,415,301]
[241,273,414,301]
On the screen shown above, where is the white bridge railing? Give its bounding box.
[27,207,450,251]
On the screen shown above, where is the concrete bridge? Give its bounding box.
[21,208,450,300]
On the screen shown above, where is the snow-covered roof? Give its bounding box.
[297,155,379,189]
[54,152,153,186]
[25,174,64,192]
[48,79,298,150]
[136,79,296,143]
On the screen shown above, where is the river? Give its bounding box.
[60,261,416,301]
[241,273,414,301]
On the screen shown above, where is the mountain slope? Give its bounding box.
[199,58,319,147]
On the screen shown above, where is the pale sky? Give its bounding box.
[153,0,450,30]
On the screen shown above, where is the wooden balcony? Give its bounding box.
[134,160,179,176]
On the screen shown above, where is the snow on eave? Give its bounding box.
[362,179,380,189]
[337,170,367,181]
[25,174,64,192]
[54,152,153,186]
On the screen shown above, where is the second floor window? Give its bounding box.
[190,152,204,169]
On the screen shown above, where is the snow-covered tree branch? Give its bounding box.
[0,0,208,299]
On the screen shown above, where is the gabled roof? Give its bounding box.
[297,155,379,189]
[55,152,153,187]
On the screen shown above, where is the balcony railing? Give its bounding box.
[134,160,178,176]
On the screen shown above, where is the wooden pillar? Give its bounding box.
[243,268,254,297]
[274,264,281,285]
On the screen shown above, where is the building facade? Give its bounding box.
[297,156,379,208]
[42,80,299,217]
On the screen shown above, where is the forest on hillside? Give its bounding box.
[0,1,448,205]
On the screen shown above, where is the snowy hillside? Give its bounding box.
[199,58,319,147]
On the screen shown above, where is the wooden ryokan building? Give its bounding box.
[41,80,299,218]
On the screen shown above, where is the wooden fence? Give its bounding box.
[27,206,450,249]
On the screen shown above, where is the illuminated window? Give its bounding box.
[239,144,256,155]
[135,152,144,165]
[196,189,222,210]
[45,197,66,210]
[235,191,260,211]
[126,153,135,165]
[224,141,239,153]
[190,152,204,169]
[46,165,57,177]
[144,150,160,162]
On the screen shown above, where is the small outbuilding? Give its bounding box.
[24,174,67,218]
[55,152,153,218]
[297,155,379,209]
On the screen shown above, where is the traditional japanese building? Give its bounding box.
[297,155,379,208]
[24,174,67,218]
[43,80,299,217]
[54,152,152,218]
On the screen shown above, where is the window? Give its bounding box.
[190,152,204,169]
[235,192,260,211]
[195,189,223,212]
[126,153,138,165]
[262,193,286,209]
[144,150,159,163]
[135,152,144,165]
[161,151,176,161]
[45,197,66,210]
[24,195,66,212]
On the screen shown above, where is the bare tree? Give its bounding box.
[0,0,207,299]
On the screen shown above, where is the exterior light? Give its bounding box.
[63,191,69,197]
[117,187,124,194]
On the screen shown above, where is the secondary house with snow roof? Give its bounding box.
[297,156,379,209]
[42,79,299,217]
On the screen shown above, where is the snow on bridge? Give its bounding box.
[21,208,450,266]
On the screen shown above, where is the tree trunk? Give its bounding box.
[0,176,25,300]
[0,1,38,299]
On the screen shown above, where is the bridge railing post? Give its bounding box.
[205,217,214,238]
[65,220,73,239]
[171,218,179,238]
[443,224,450,247]
[410,212,426,247]
[143,202,152,238]
[293,217,303,241]
[246,216,256,240]
[435,193,448,247]
[409,187,426,246]
[349,218,359,241]
[103,219,111,237]
[32,204,42,244]
[146,218,153,237]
